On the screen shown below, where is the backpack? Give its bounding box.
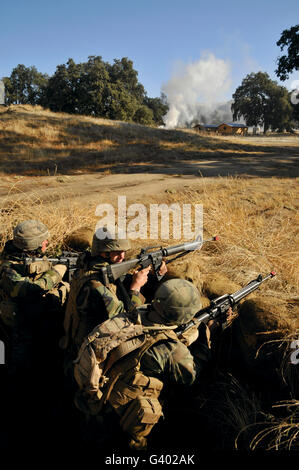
[73,310,178,415]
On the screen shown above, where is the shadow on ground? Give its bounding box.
[1,110,299,178]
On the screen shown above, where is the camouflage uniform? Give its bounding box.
[73,278,211,451]
[60,231,145,358]
[0,221,69,374]
[136,279,211,385]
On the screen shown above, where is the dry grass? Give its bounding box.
[1,176,298,297]
[0,105,298,451]
[154,178,298,299]
[1,104,299,176]
[0,187,94,256]
[249,401,299,450]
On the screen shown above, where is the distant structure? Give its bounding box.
[217,123,248,135]
[193,122,248,136]
[0,80,5,105]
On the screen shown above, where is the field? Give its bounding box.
[0,104,298,452]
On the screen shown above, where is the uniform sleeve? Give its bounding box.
[0,263,62,298]
[140,340,206,386]
[77,279,125,323]
[130,290,145,308]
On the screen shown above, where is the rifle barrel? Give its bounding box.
[178,271,276,334]
[163,240,201,256]
[162,236,217,257]
[231,271,276,304]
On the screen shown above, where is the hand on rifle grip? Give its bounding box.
[130,266,151,291]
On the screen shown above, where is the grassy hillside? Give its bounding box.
[0,104,299,176]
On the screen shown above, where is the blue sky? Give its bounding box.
[1,0,299,99]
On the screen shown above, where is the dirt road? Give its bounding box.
[1,146,298,209]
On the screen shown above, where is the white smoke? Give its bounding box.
[162,52,234,128]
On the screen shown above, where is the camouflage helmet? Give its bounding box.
[152,278,202,326]
[91,226,131,256]
[13,220,49,251]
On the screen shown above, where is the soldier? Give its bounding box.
[60,227,167,358]
[0,219,69,375]
[73,278,229,451]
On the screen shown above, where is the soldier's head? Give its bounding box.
[12,220,49,253]
[91,226,131,263]
[150,278,202,326]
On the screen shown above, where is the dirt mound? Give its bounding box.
[202,273,241,299]
[164,258,210,307]
[231,297,298,394]
[165,261,298,395]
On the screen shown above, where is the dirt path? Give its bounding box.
[1,147,298,208]
[0,171,203,209]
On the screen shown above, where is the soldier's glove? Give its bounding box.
[179,324,199,346]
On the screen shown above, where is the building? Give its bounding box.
[217,122,248,135]
[193,124,219,133]
[193,122,248,135]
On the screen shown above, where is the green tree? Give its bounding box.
[143,94,169,125]
[44,56,145,120]
[133,105,154,125]
[105,83,140,121]
[43,59,83,113]
[5,64,48,105]
[107,57,146,104]
[231,72,294,133]
[275,25,299,81]
[76,56,110,116]
[9,56,167,125]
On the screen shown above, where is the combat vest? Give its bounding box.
[60,253,121,351]
[0,256,68,327]
[0,257,69,327]
[73,310,179,417]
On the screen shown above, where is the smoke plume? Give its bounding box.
[162,52,234,128]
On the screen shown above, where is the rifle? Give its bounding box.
[100,235,219,286]
[177,271,276,336]
[23,251,79,283]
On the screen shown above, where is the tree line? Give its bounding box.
[2,56,169,126]
[232,24,299,133]
[2,24,298,131]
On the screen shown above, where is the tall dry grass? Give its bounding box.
[1,104,298,176]
[248,401,299,450]
[155,177,299,298]
[1,176,298,296]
